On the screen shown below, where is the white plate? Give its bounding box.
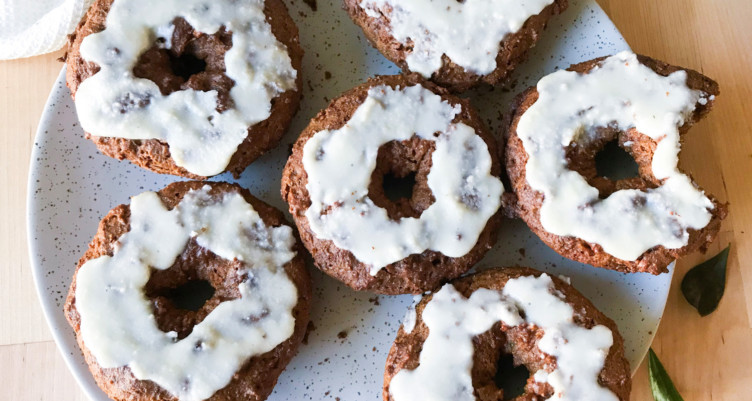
[28,1,672,399]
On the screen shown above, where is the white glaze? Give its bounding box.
[505,275,617,401]
[517,51,714,261]
[75,186,298,401]
[302,84,503,274]
[401,295,422,334]
[359,0,553,76]
[389,274,618,401]
[74,0,297,176]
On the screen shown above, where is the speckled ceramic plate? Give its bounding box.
[28,1,672,400]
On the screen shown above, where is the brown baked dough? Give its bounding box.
[64,181,312,401]
[383,267,632,401]
[343,0,568,93]
[281,74,503,294]
[503,55,728,274]
[65,0,303,179]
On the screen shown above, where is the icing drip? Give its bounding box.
[75,187,298,401]
[359,0,553,76]
[517,52,714,261]
[402,295,422,334]
[74,0,297,176]
[389,274,618,401]
[302,84,503,274]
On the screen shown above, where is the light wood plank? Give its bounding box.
[0,341,88,401]
[598,1,752,399]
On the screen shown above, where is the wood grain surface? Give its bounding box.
[1,0,749,399]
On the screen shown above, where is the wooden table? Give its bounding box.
[1,1,749,399]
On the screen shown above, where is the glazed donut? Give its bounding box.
[344,0,567,92]
[66,0,302,178]
[384,267,631,401]
[64,181,311,401]
[281,74,504,294]
[504,52,727,274]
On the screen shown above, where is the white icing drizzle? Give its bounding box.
[302,84,503,274]
[74,0,297,176]
[389,274,618,401]
[517,51,715,261]
[557,274,572,285]
[359,0,553,77]
[402,307,417,335]
[402,295,422,334]
[75,186,298,401]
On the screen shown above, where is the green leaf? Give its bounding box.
[680,245,730,316]
[648,348,684,401]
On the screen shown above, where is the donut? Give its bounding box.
[281,74,504,294]
[503,52,728,274]
[344,0,568,92]
[384,267,631,401]
[65,0,303,179]
[63,181,311,401]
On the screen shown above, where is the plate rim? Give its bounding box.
[27,66,110,401]
[26,2,673,398]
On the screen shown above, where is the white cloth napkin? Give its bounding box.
[0,0,93,60]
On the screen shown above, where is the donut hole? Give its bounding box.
[566,128,658,199]
[493,353,530,400]
[368,138,436,220]
[160,279,215,311]
[169,52,207,81]
[383,171,417,203]
[144,241,243,339]
[595,140,640,182]
[133,18,235,111]
[474,326,554,401]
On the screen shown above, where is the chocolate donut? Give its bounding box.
[281,74,504,294]
[344,0,568,92]
[64,181,311,401]
[66,0,303,178]
[384,267,631,401]
[504,52,727,274]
